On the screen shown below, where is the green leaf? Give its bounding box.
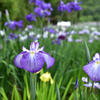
[0,87,8,100]
[84,41,91,63]
[62,77,73,100]
[56,84,61,100]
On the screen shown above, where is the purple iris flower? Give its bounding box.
[83,53,100,82]
[58,0,82,13]
[27,25,33,29]
[16,20,23,28]
[14,41,55,73]
[34,7,51,17]
[70,0,82,11]
[25,13,36,22]
[52,39,61,45]
[58,35,66,40]
[49,28,55,34]
[82,77,100,89]
[65,3,72,13]
[4,20,17,30]
[40,2,53,11]
[67,37,73,42]
[58,1,72,13]
[8,33,18,40]
[34,1,53,17]
[58,1,67,12]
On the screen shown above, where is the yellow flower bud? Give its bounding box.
[40,72,53,84]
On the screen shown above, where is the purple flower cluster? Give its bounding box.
[4,20,23,30]
[33,0,53,17]
[14,41,55,73]
[58,0,82,13]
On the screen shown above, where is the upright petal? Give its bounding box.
[30,41,35,50]
[39,52,55,69]
[93,53,100,61]
[35,42,39,51]
[20,53,45,73]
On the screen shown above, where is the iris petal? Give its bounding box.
[84,82,92,87]
[40,52,55,69]
[20,53,45,73]
[37,46,44,53]
[22,46,29,52]
[30,41,35,50]
[14,53,24,68]
[93,53,100,60]
[35,42,39,51]
[83,61,100,82]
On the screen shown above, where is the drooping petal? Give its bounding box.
[83,61,100,82]
[94,82,100,89]
[14,52,26,68]
[30,41,35,50]
[84,82,92,87]
[20,53,45,73]
[39,52,55,69]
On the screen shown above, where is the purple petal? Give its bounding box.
[83,61,100,82]
[30,41,35,50]
[84,82,92,87]
[94,82,100,89]
[20,53,45,73]
[39,52,55,69]
[14,52,26,68]
[35,42,39,50]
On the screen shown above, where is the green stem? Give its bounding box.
[98,88,100,99]
[89,82,93,100]
[30,73,37,100]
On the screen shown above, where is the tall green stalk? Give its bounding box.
[30,73,37,100]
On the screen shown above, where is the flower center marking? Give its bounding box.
[31,52,34,54]
[96,61,99,64]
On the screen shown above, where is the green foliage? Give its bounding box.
[80,0,100,21]
[0,0,33,27]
